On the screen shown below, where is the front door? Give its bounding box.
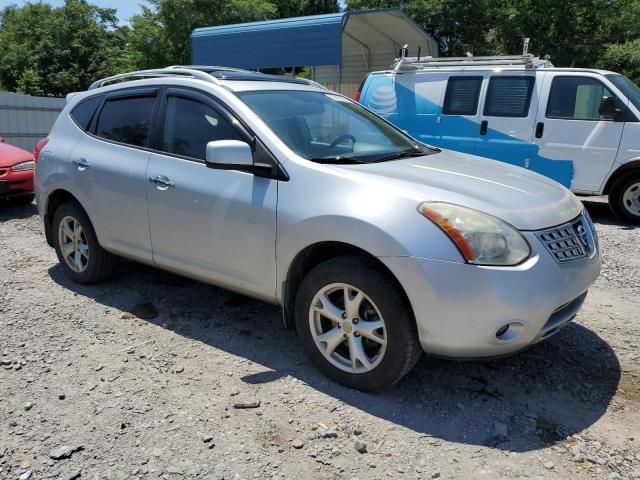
[533,73,626,190]
[145,88,278,301]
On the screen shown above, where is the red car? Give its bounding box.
[0,136,35,204]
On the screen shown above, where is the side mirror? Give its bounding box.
[0,137,5,143]
[205,140,253,170]
[599,96,623,121]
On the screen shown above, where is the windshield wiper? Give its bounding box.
[371,150,427,163]
[308,157,368,165]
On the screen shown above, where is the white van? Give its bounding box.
[357,54,640,224]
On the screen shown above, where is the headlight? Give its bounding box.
[418,202,531,266]
[11,160,35,172]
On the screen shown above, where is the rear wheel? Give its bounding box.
[294,255,421,392]
[609,171,640,225]
[52,201,118,284]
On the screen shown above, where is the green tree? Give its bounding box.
[0,0,128,96]
[15,68,44,96]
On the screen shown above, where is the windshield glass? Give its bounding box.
[237,90,430,163]
[606,74,640,110]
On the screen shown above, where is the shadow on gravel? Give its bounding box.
[582,199,637,229]
[0,200,37,220]
[49,261,620,453]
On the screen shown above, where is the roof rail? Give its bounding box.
[165,65,253,73]
[88,67,219,90]
[393,54,554,72]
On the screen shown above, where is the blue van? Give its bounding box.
[357,54,640,224]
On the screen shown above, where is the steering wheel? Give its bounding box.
[329,134,357,150]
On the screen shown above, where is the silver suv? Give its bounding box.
[36,67,601,391]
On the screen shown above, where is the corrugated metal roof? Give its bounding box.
[192,11,346,68]
[191,9,435,70]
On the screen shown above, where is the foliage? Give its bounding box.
[16,68,44,96]
[0,0,128,96]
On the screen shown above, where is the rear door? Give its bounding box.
[437,74,485,154]
[476,72,539,168]
[68,88,158,261]
[532,73,626,190]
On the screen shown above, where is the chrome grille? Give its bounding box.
[536,212,596,263]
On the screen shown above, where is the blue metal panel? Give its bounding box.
[191,13,345,68]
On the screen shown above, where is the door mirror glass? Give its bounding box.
[599,96,622,120]
[205,140,253,169]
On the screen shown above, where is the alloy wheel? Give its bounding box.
[58,216,89,273]
[308,283,387,374]
[622,181,640,216]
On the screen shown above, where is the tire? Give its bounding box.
[8,194,35,205]
[609,171,640,225]
[294,255,421,392]
[52,201,118,284]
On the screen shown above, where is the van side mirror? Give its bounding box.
[599,96,623,121]
[205,140,253,170]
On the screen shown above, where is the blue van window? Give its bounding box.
[443,77,483,115]
[484,76,534,117]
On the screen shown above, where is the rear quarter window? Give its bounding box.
[443,76,483,115]
[70,95,103,131]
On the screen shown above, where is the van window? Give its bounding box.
[547,76,616,120]
[484,76,535,117]
[96,95,156,147]
[71,95,102,131]
[443,77,483,115]
[161,96,243,160]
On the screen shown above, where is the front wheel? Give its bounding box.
[294,255,421,392]
[52,201,118,284]
[609,171,640,225]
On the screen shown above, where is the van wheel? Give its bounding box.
[52,201,118,284]
[609,171,640,225]
[294,255,421,392]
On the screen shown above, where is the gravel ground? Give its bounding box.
[0,196,638,480]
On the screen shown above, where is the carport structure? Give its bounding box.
[191,8,438,97]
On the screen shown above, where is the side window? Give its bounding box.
[484,76,535,117]
[96,95,156,147]
[547,76,616,120]
[443,77,483,115]
[70,95,102,131]
[162,96,243,160]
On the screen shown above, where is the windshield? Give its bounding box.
[606,74,640,111]
[237,90,431,163]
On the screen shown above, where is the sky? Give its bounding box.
[0,0,144,22]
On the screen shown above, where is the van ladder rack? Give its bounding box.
[393,54,553,72]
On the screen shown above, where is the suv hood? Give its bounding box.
[333,150,582,231]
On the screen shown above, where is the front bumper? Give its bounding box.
[0,168,34,198]
[380,231,601,358]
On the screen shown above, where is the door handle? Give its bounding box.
[535,122,545,139]
[72,158,90,170]
[480,120,488,136]
[149,175,175,189]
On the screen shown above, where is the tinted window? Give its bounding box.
[162,96,243,160]
[71,95,102,130]
[547,76,616,120]
[96,95,156,147]
[443,77,483,115]
[606,74,640,111]
[484,76,535,117]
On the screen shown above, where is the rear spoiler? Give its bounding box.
[65,92,82,103]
